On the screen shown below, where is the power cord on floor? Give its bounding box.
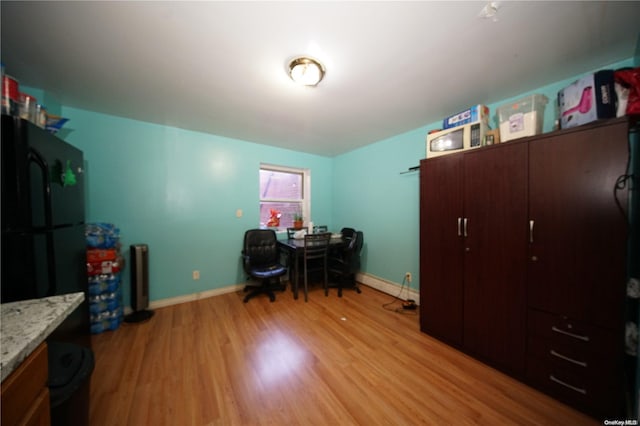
[382,276,418,315]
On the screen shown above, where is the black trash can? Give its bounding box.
[47,341,95,426]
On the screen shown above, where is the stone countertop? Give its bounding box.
[1,292,84,382]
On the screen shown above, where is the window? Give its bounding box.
[259,164,310,230]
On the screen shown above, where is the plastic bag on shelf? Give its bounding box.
[614,67,640,115]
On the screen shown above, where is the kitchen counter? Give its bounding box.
[1,292,84,382]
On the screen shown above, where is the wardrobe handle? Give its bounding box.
[529,220,535,243]
[457,217,462,237]
[550,350,588,368]
[463,218,468,237]
[551,326,590,342]
[549,375,587,395]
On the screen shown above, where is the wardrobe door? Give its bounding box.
[463,142,528,374]
[419,155,464,346]
[526,118,629,418]
[528,119,629,330]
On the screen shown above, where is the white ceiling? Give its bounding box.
[2,1,639,157]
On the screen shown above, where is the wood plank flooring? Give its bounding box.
[89,284,598,425]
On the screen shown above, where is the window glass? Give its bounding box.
[259,166,308,229]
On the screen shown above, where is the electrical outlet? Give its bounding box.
[192,270,200,280]
[405,272,412,283]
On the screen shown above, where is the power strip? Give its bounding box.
[402,299,417,310]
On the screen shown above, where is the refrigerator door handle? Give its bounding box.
[28,148,53,228]
[28,148,57,296]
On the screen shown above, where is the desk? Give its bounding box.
[278,237,345,300]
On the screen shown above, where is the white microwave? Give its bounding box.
[426,121,489,158]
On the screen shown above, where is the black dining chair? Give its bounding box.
[241,229,288,303]
[302,232,331,302]
[329,231,364,297]
[287,227,305,239]
[286,227,306,281]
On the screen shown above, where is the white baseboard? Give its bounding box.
[123,273,419,314]
[356,272,420,304]
[123,284,245,314]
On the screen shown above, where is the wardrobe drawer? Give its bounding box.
[528,309,619,357]
[527,333,619,374]
[526,352,623,418]
[527,309,624,418]
[527,334,621,384]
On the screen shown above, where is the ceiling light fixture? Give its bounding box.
[288,56,325,86]
[479,1,500,21]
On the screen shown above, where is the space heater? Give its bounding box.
[124,244,154,323]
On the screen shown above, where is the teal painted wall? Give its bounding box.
[332,58,635,294]
[60,107,333,305]
[332,127,424,292]
[22,57,636,307]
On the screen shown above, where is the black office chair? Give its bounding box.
[330,227,355,258]
[340,227,356,240]
[329,231,363,297]
[302,232,331,302]
[241,229,288,303]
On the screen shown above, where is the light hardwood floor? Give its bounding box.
[89,284,598,425]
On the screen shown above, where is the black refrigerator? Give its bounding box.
[1,114,90,347]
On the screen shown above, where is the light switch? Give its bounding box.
[236,209,243,218]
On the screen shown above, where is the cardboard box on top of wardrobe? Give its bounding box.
[442,104,490,129]
[558,70,616,129]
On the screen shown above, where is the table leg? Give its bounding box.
[293,250,300,300]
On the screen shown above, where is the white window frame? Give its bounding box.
[259,163,311,231]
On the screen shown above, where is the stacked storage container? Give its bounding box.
[85,223,124,334]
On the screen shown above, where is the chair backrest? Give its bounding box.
[340,227,356,240]
[243,229,279,267]
[344,231,364,271]
[303,232,331,261]
[287,227,305,239]
[350,231,363,255]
